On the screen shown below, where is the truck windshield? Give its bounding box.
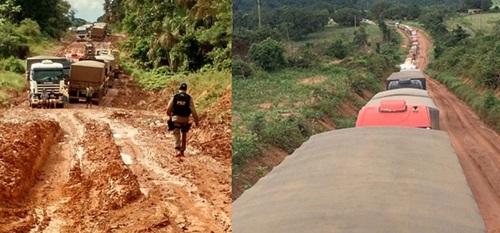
[33,70,64,83]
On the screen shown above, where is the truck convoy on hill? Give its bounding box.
[355,22,436,129]
[26,24,119,108]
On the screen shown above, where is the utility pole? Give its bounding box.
[257,0,262,28]
[354,15,357,27]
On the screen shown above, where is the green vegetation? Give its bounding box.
[100,0,231,93]
[421,5,500,131]
[427,71,500,131]
[232,60,391,192]
[249,38,286,71]
[447,13,500,33]
[0,71,25,91]
[128,68,231,112]
[0,0,75,104]
[233,18,401,195]
[115,0,231,73]
[494,0,500,8]
[0,71,25,105]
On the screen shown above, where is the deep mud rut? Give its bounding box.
[409,28,500,232]
[0,36,231,233]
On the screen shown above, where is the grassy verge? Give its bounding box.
[445,13,500,36]
[232,64,384,186]
[426,69,500,132]
[290,24,382,50]
[123,59,231,112]
[30,38,64,56]
[0,71,26,105]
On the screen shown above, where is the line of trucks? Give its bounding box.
[26,49,120,108]
[76,22,109,41]
[234,22,485,233]
[355,23,437,130]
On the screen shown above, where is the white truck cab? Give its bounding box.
[29,60,65,108]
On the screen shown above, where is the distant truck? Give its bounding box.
[386,70,426,90]
[400,62,417,71]
[91,22,108,41]
[68,60,107,104]
[76,27,88,41]
[28,60,66,108]
[95,55,117,88]
[26,56,72,81]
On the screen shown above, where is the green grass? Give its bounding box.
[0,71,26,105]
[126,66,231,112]
[30,39,64,56]
[446,13,500,35]
[232,23,400,195]
[288,24,384,54]
[427,69,500,132]
[0,71,26,91]
[159,70,231,111]
[232,65,383,177]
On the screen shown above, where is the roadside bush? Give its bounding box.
[259,116,311,153]
[16,19,42,42]
[326,39,348,59]
[287,48,318,68]
[0,71,26,91]
[249,38,286,71]
[232,134,261,169]
[0,35,30,59]
[232,59,254,78]
[0,57,25,74]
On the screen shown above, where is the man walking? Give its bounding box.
[167,83,199,157]
[86,84,94,109]
[60,84,69,108]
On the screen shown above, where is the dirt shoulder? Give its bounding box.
[412,28,500,232]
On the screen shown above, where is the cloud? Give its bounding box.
[67,0,104,22]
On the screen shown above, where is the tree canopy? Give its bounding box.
[119,0,231,72]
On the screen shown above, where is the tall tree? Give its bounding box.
[14,0,71,38]
[103,0,125,23]
[0,0,21,22]
[122,0,231,72]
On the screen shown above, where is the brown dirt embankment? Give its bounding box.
[0,119,62,232]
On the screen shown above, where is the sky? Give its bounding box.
[67,0,105,22]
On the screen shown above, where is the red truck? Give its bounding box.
[355,99,432,129]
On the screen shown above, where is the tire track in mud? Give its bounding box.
[84,111,230,232]
[28,111,98,232]
[409,28,500,232]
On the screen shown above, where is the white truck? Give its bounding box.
[400,62,417,71]
[76,24,93,41]
[28,60,66,108]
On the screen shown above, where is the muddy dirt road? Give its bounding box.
[410,29,500,232]
[0,36,231,232]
